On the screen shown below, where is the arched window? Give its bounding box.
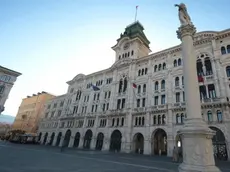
[118,79,123,93]
[145,68,148,75]
[182,76,184,86]
[196,59,203,76]
[181,113,184,124]
[135,117,138,126]
[123,78,127,92]
[158,64,162,71]
[131,50,134,56]
[138,70,141,76]
[226,66,230,77]
[142,117,145,125]
[175,77,179,87]
[158,115,161,125]
[217,110,223,122]
[161,80,165,90]
[227,45,230,54]
[121,118,124,126]
[163,63,166,70]
[141,69,144,75]
[174,60,177,67]
[162,114,166,124]
[122,54,124,58]
[125,53,127,57]
[221,46,226,55]
[128,52,130,57]
[0,86,4,94]
[138,85,141,93]
[154,65,157,72]
[153,116,156,125]
[207,111,213,122]
[119,55,121,59]
[143,84,146,93]
[138,117,141,126]
[116,118,119,126]
[155,81,159,91]
[112,118,115,126]
[178,58,181,66]
[204,57,213,75]
[176,114,181,124]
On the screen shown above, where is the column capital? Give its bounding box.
[177,24,196,40]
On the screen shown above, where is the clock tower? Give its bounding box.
[112,21,151,62]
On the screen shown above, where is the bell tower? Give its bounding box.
[112,21,151,62]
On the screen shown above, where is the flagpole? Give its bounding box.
[135,6,138,22]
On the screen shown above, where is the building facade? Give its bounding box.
[0,65,21,114]
[12,92,55,134]
[38,21,230,160]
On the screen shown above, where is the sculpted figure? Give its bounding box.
[175,3,192,25]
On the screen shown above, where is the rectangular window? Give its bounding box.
[142,98,145,107]
[117,99,121,109]
[176,92,180,102]
[121,99,125,109]
[137,99,140,107]
[57,110,62,117]
[60,101,64,107]
[91,105,94,112]
[183,92,185,102]
[108,91,111,98]
[161,95,166,105]
[104,92,107,99]
[82,107,84,113]
[154,96,158,105]
[95,105,98,112]
[102,104,105,111]
[106,103,109,110]
[84,106,87,113]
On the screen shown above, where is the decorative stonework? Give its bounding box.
[177,24,196,40]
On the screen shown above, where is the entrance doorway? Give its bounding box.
[83,130,92,149]
[73,132,80,148]
[49,132,55,145]
[95,133,104,150]
[43,132,48,145]
[210,127,228,160]
[55,132,62,146]
[153,129,167,155]
[63,130,71,147]
[110,130,122,152]
[133,133,144,154]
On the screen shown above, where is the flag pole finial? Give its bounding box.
[135,6,138,22]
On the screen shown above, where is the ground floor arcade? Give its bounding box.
[38,125,230,161]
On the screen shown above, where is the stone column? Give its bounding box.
[177,23,220,172]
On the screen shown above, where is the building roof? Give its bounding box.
[0,65,22,77]
[112,21,150,49]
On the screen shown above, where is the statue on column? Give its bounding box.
[175,3,192,26]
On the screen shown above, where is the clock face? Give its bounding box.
[123,43,130,50]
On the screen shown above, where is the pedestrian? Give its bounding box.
[172,146,179,162]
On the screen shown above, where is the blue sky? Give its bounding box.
[0,0,229,116]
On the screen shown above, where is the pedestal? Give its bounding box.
[177,24,221,172]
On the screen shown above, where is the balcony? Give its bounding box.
[174,103,180,107]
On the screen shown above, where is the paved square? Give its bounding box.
[0,142,229,172]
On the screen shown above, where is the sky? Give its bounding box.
[0,0,229,116]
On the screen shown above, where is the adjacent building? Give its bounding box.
[0,66,21,114]
[38,21,230,161]
[12,92,55,134]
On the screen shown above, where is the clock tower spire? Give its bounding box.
[112,21,151,62]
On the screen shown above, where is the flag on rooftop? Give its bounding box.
[91,84,100,91]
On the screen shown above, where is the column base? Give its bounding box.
[178,118,221,172]
[179,163,221,172]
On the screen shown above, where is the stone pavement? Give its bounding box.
[0,141,229,172]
